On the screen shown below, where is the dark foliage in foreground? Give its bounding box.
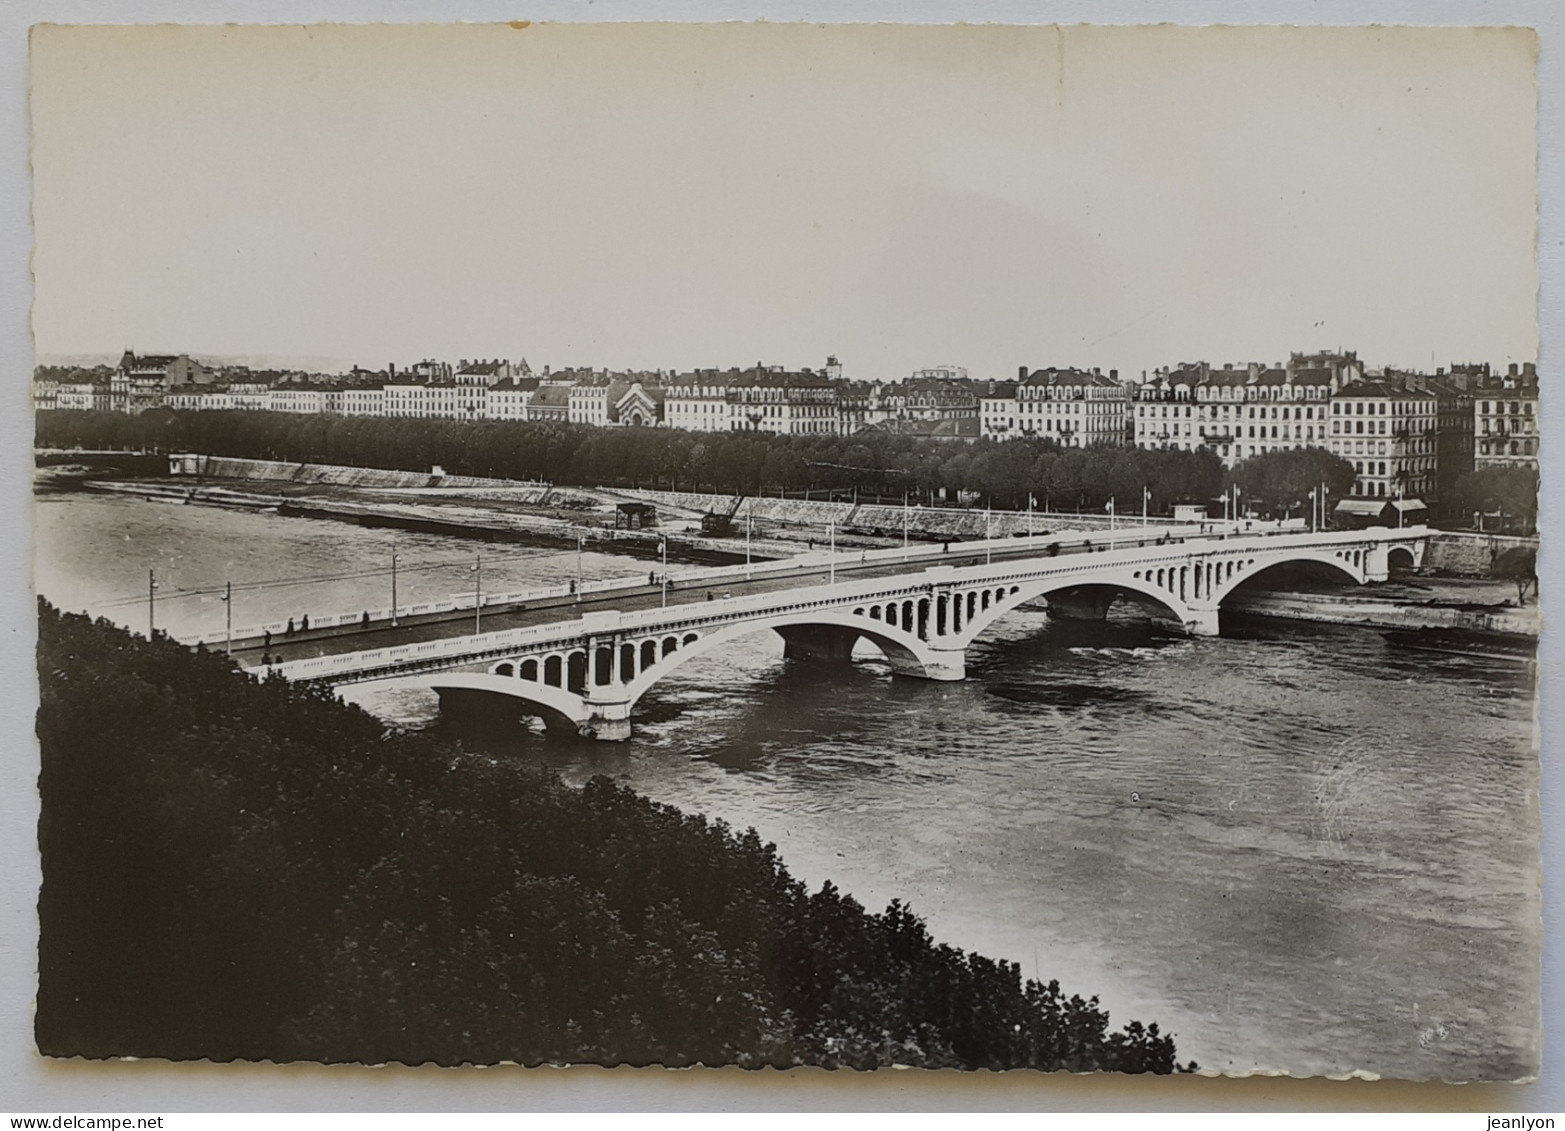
[37,408,1224,510]
[36,602,1190,1071]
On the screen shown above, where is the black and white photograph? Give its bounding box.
[19,14,1550,1099]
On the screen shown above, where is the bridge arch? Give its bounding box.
[617,607,938,710]
[955,571,1193,647]
[1207,549,1364,606]
[433,672,591,731]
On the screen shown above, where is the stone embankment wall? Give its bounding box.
[170,454,552,500]
[1227,592,1538,637]
[606,488,1144,538]
[1423,532,1539,577]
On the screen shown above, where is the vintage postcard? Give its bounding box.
[27,21,1542,1084]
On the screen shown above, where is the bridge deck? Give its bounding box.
[248,524,1426,688]
[232,526,1192,668]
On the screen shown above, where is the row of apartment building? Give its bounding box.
[34,350,1538,501]
[1119,352,1537,499]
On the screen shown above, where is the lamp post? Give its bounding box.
[903,492,910,562]
[147,569,158,638]
[221,580,232,654]
[390,541,399,626]
[828,521,836,586]
[576,531,585,601]
[745,508,753,579]
[1142,486,1150,527]
[472,553,483,633]
[659,538,668,608]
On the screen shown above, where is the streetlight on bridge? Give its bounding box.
[390,540,400,626]
[471,553,483,634]
[147,569,158,639]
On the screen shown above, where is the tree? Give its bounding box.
[1449,466,1539,531]
[1493,547,1537,606]
[1225,447,1356,518]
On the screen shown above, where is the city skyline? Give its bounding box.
[30,23,1538,382]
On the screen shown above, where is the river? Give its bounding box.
[33,487,1542,1081]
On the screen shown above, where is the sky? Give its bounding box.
[29,21,1539,383]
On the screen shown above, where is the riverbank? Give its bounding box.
[76,476,801,562]
[1226,574,1538,638]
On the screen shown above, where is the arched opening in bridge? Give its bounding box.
[543,654,562,686]
[594,646,613,686]
[1387,546,1417,576]
[520,658,539,681]
[494,661,514,677]
[621,642,637,680]
[1040,583,1185,631]
[1219,558,1361,610]
[641,639,658,670]
[567,650,588,694]
[434,684,579,739]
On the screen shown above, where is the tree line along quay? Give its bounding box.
[35,407,1537,527]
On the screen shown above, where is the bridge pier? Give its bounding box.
[919,644,967,681]
[580,708,633,741]
[1363,545,1390,583]
[1181,606,1221,637]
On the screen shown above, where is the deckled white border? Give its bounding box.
[2,0,1558,1113]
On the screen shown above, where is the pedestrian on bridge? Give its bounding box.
[361,611,370,628]
[286,618,295,636]
[301,614,310,631]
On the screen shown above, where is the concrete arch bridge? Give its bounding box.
[270,526,1426,740]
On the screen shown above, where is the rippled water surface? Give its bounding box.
[35,490,1542,1079]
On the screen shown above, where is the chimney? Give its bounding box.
[1109,369,1118,381]
[1509,363,1519,377]
[1019,365,1028,380]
